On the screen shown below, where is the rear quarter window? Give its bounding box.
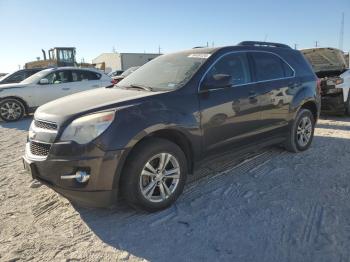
[251,52,294,81]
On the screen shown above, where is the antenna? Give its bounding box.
[339,12,344,50]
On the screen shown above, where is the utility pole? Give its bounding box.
[315,41,319,47]
[158,45,161,54]
[206,42,209,47]
[294,43,298,50]
[339,12,344,50]
[264,34,268,42]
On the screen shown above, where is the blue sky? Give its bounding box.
[0,0,349,72]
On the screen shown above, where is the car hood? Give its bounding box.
[301,48,347,73]
[35,87,163,125]
[0,83,28,89]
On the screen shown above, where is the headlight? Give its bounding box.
[60,111,115,144]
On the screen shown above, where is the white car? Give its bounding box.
[0,67,112,121]
[302,47,350,114]
[336,69,350,114]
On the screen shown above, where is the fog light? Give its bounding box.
[60,170,90,183]
[75,171,90,183]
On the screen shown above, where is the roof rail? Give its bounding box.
[238,41,292,49]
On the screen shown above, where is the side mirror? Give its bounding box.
[201,74,232,91]
[39,78,49,85]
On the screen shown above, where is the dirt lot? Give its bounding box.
[1,116,350,262]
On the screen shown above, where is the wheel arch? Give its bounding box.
[113,127,195,192]
[298,100,318,122]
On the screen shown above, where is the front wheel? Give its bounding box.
[285,109,315,153]
[0,98,25,122]
[120,138,187,212]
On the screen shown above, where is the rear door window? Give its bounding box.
[251,52,294,81]
[206,52,251,86]
[80,71,101,81]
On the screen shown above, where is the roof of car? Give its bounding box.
[180,41,294,56]
[42,67,102,72]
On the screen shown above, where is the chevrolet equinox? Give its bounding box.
[23,41,321,212]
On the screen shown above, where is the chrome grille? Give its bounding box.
[34,120,58,130]
[30,141,51,156]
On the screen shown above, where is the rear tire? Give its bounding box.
[0,98,25,122]
[120,138,187,212]
[284,109,315,153]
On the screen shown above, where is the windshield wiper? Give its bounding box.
[126,84,152,91]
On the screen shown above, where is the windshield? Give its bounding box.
[0,73,10,82]
[121,66,139,77]
[21,69,52,84]
[116,52,210,91]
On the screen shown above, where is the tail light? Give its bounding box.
[111,79,118,85]
[316,78,321,94]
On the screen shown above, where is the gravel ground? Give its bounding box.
[1,116,350,262]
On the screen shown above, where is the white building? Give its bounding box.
[92,52,161,73]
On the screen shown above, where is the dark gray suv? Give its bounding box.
[23,41,320,212]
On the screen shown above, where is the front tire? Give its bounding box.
[120,138,187,212]
[0,98,25,122]
[285,109,315,153]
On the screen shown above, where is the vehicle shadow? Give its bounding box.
[74,134,350,261]
[0,116,32,131]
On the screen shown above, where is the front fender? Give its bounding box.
[95,95,201,152]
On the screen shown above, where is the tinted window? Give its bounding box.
[251,52,293,81]
[45,70,72,84]
[206,53,251,85]
[72,70,101,81]
[82,71,101,80]
[26,70,41,78]
[4,71,26,83]
[282,61,294,77]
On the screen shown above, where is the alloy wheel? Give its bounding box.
[0,101,23,121]
[296,116,312,147]
[139,153,181,203]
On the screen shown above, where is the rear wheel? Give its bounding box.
[120,138,187,212]
[0,98,25,122]
[285,109,315,153]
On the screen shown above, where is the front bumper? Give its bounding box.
[23,141,125,207]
